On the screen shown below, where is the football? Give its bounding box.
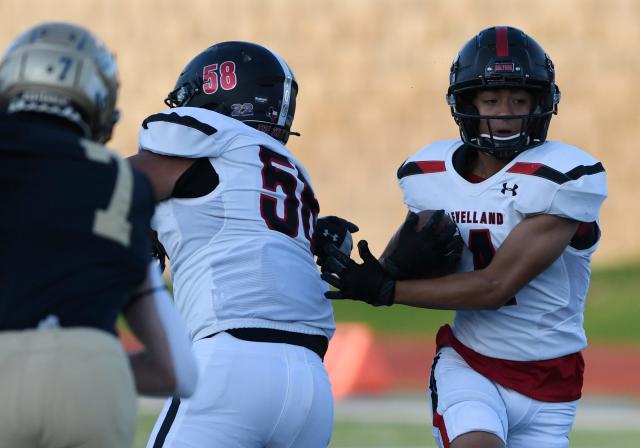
[380,209,462,279]
[381,209,440,258]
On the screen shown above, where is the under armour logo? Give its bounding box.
[501,183,518,196]
[322,229,339,242]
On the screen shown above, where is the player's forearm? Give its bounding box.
[393,269,510,310]
[124,262,199,398]
[392,215,581,310]
[128,351,177,396]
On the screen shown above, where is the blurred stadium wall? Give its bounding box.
[2,0,638,265]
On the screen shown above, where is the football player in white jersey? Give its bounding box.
[129,42,336,448]
[320,26,607,448]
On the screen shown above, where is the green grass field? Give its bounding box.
[331,261,640,344]
[133,413,640,447]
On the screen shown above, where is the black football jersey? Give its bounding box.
[0,114,155,334]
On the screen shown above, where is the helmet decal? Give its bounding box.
[230,103,254,117]
[219,61,238,91]
[202,64,219,95]
[491,62,516,73]
[202,61,238,95]
[165,41,298,143]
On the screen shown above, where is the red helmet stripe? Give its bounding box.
[495,26,509,57]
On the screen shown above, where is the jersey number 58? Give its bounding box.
[258,146,319,244]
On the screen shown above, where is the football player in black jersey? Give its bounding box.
[0,22,197,448]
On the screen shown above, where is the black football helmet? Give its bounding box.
[446,26,561,159]
[165,41,298,144]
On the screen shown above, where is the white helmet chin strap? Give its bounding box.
[478,132,523,141]
[471,133,533,160]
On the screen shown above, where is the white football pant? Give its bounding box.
[147,331,333,447]
[429,347,577,448]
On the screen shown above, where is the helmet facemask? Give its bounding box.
[450,87,557,160]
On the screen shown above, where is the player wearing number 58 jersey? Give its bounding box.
[137,108,331,343]
[319,27,607,448]
[130,41,335,448]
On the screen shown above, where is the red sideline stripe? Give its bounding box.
[416,161,446,174]
[496,26,509,57]
[507,162,544,175]
[433,411,451,448]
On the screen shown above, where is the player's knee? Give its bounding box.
[434,401,506,448]
[450,430,505,448]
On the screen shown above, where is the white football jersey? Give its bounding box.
[398,140,607,361]
[138,107,335,341]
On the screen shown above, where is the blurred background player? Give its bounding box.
[129,41,336,447]
[321,26,607,448]
[0,22,197,448]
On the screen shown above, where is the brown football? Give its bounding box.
[380,209,459,278]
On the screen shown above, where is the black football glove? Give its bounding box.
[313,216,359,268]
[383,210,462,279]
[321,240,395,307]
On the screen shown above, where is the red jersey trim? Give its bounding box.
[507,162,545,175]
[465,172,486,184]
[397,161,447,179]
[508,161,604,185]
[436,325,584,402]
[416,160,446,174]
